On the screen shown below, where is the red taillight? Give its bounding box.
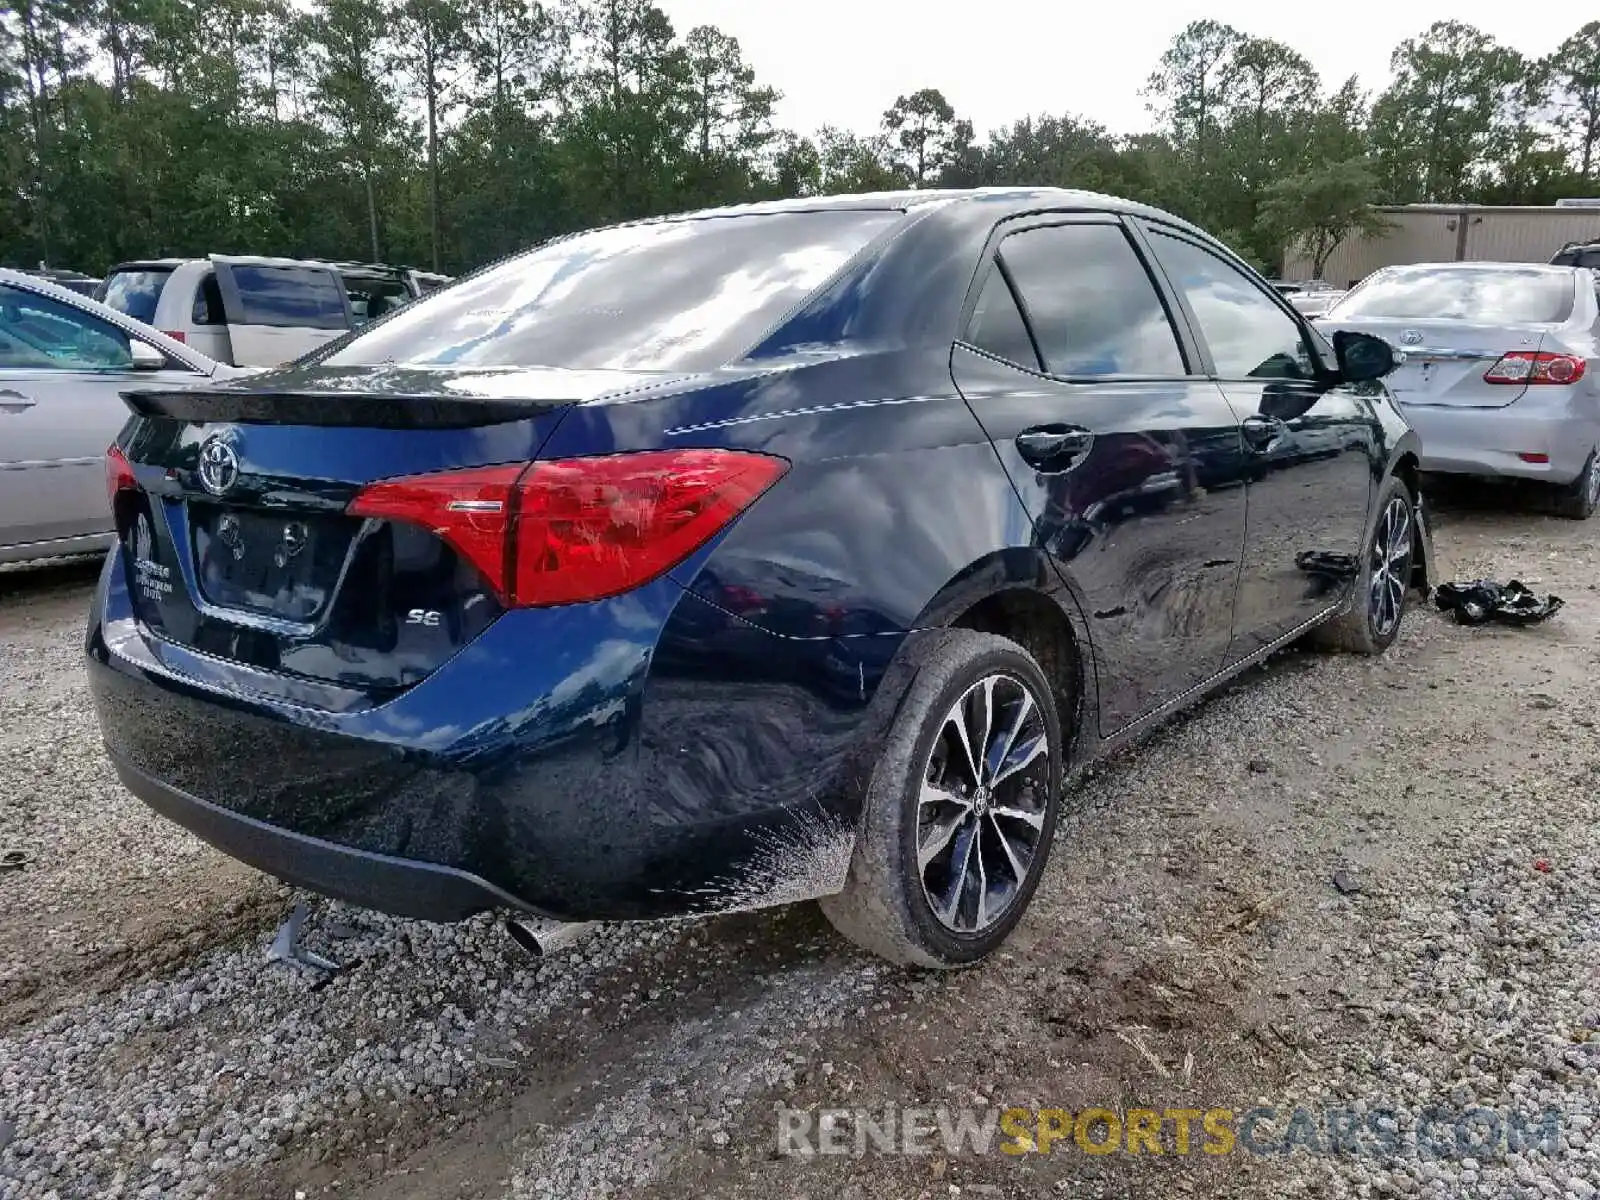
[349,463,525,598]
[1483,351,1586,385]
[160,330,186,343]
[348,450,789,608]
[105,443,138,506]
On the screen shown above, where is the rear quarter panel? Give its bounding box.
[530,350,1097,915]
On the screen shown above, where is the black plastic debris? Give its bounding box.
[0,849,32,873]
[1434,579,1563,627]
[1332,868,1365,896]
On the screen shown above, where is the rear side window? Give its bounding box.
[965,264,1040,370]
[102,269,174,324]
[998,224,1186,377]
[322,210,902,372]
[1330,267,1575,324]
[229,265,349,329]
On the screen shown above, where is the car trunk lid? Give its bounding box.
[1325,319,1548,408]
[111,365,673,698]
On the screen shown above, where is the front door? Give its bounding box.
[951,215,1251,735]
[0,283,199,550]
[1140,226,1380,658]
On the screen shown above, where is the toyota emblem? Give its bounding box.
[197,435,240,496]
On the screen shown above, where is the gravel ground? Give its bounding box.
[0,493,1597,1200]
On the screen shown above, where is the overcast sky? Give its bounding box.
[654,0,1594,139]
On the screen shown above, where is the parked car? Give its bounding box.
[1320,261,1600,518]
[405,269,453,294]
[19,266,101,296]
[0,268,233,565]
[88,189,1429,968]
[322,261,446,326]
[1289,289,1347,318]
[1271,278,1335,297]
[97,256,442,367]
[1550,240,1600,269]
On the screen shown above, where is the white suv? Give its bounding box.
[97,255,443,367]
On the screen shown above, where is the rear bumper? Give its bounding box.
[87,548,907,922]
[1399,400,1599,483]
[107,749,526,921]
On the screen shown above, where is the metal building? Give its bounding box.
[1282,204,1600,287]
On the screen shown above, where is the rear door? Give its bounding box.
[1141,224,1379,658]
[209,256,353,366]
[0,281,206,551]
[950,214,1251,734]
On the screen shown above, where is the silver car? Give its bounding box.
[1321,261,1600,518]
[0,269,232,564]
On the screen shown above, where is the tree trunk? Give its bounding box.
[18,4,52,262]
[425,23,441,271]
[1584,103,1599,180]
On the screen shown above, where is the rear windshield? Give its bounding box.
[229,265,349,329]
[1330,267,1575,324]
[101,269,174,324]
[321,209,902,373]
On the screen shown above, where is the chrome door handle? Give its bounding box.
[1016,425,1095,470]
[1241,414,1287,452]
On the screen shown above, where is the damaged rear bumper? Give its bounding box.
[87,552,911,923]
[107,750,527,921]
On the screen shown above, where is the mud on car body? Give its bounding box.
[87,188,1431,967]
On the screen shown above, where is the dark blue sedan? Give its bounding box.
[88,188,1431,967]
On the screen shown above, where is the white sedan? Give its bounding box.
[0,268,239,565]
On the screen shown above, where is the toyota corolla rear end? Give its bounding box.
[1321,262,1600,485]
[85,204,912,923]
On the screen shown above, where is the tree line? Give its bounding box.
[3,2,1599,280]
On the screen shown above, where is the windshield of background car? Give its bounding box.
[101,269,175,324]
[1329,267,1575,324]
[321,209,903,372]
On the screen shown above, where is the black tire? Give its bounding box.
[1552,448,1600,520]
[1308,473,1417,656]
[819,629,1064,968]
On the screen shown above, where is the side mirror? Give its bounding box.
[129,339,167,371]
[1331,330,1398,382]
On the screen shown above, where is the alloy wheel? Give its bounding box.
[1586,453,1600,507]
[1368,495,1413,638]
[917,673,1052,934]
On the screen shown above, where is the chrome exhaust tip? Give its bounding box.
[504,916,598,958]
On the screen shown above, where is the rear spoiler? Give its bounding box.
[119,387,565,430]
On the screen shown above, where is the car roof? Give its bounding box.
[577,186,1207,235]
[0,266,218,371]
[1379,260,1584,275]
